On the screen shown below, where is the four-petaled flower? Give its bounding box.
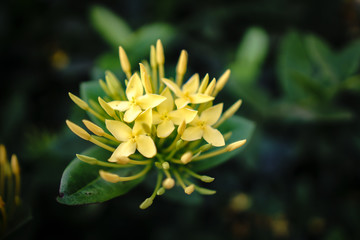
[162,74,214,109]
[109,73,166,122]
[181,103,225,146]
[106,110,156,159]
[153,88,197,138]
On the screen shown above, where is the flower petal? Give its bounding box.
[109,140,136,160]
[181,126,203,141]
[182,74,199,94]
[108,101,130,111]
[162,78,182,97]
[136,135,157,158]
[157,120,175,138]
[157,88,174,113]
[126,73,143,100]
[169,108,198,125]
[152,110,162,125]
[123,104,142,122]
[105,120,132,141]
[203,126,225,147]
[200,103,223,126]
[189,93,214,104]
[133,108,152,135]
[175,97,190,109]
[136,94,166,110]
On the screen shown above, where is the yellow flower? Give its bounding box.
[153,88,197,138]
[108,73,166,122]
[181,103,225,146]
[106,110,156,159]
[162,74,214,109]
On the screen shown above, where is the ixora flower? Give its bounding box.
[58,40,254,209]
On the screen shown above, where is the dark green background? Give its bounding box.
[1,0,360,239]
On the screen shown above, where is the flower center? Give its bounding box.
[161,113,169,121]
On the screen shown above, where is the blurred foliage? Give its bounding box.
[1,0,360,239]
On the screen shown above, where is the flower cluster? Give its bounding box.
[66,40,246,209]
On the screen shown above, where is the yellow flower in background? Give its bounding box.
[153,88,197,138]
[181,103,225,147]
[0,145,21,235]
[65,39,248,209]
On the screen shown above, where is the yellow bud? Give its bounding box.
[213,69,231,96]
[68,92,89,110]
[10,154,20,175]
[176,50,188,75]
[185,184,195,195]
[224,100,242,119]
[214,100,242,128]
[119,46,131,77]
[162,178,175,189]
[198,74,209,93]
[204,78,216,96]
[180,151,193,164]
[150,45,157,68]
[82,120,104,136]
[177,120,186,135]
[156,39,165,65]
[98,97,116,118]
[226,139,247,152]
[76,154,97,165]
[162,162,170,170]
[66,120,91,141]
[0,144,6,165]
[139,198,153,210]
[139,63,153,93]
[99,170,119,183]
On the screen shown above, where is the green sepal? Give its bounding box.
[190,115,255,172]
[57,146,145,205]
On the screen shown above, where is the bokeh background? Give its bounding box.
[1,0,360,239]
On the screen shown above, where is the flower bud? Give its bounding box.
[156,39,165,65]
[119,46,131,77]
[185,184,195,195]
[176,50,188,76]
[139,198,153,209]
[82,120,104,136]
[226,139,247,152]
[68,92,89,110]
[180,151,193,164]
[162,178,175,189]
[66,120,91,141]
[213,69,231,96]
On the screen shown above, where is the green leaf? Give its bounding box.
[305,34,338,84]
[190,115,255,172]
[80,81,107,127]
[232,27,269,84]
[90,5,132,48]
[277,31,312,100]
[57,146,145,205]
[337,40,360,78]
